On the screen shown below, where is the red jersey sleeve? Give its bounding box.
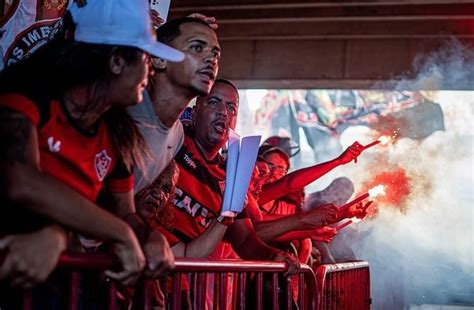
[0,94,40,126]
[105,160,134,193]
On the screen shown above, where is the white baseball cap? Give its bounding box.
[69,0,184,62]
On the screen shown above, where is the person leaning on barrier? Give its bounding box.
[167,79,300,274]
[0,0,184,290]
[129,17,232,258]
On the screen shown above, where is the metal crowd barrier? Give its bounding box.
[314,261,371,310]
[19,253,319,310]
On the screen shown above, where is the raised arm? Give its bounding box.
[258,142,364,205]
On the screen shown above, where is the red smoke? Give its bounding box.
[359,168,411,217]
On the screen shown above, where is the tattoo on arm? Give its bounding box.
[0,108,35,164]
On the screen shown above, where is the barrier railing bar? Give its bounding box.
[202,273,209,309]
[214,272,220,308]
[170,273,181,310]
[286,277,292,310]
[237,272,245,310]
[142,279,152,310]
[108,281,118,310]
[69,271,80,310]
[22,290,32,310]
[256,272,263,310]
[299,273,305,310]
[18,254,319,310]
[219,272,229,309]
[272,273,278,310]
[232,272,239,309]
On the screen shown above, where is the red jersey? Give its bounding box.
[0,94,133,202]
[169,128,227,246]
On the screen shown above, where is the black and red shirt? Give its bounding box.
[166,128,227,246]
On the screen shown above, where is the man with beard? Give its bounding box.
[169,79,300,270]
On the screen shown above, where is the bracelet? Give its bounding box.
[216,215,234,227]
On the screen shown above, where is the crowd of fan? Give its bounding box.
[0,1,371,308]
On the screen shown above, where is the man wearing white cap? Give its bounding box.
[0,0,182,299]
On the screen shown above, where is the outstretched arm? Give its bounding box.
[254,204,338,242]
[258,142,364,205]
[225,218,300,275]
[171,220,228,258]
[273,226,337,243]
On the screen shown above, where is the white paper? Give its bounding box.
[221,130,261,216]
[221,130,240,215]
[150,0,171,24]
[230,136,261,212]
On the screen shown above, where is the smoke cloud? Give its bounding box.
[339,40,474,308]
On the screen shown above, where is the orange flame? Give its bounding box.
[361,168,412,217]
[378,135,392,145]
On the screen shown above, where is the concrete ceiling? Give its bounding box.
[169,1,474,89]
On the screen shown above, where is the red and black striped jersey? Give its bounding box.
[169,127,227,245]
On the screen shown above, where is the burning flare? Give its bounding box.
[368,185,386,199]
[378,135,392,145]
[363,134,393,150]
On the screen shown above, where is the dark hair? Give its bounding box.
[0,11,148,172]
[156,17,211,45]
[149,161,179,230]
[261,146,291,168]
[214,78,239,99]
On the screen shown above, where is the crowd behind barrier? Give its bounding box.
[15,253,371,310]
[1,2,373,310]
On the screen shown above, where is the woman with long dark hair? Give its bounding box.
[0,0,183,291]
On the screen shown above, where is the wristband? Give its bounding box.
[216,215,234,227]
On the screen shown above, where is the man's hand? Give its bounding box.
[0,226,67,289]
[187,13,218,29]
[142,230,174,278]
[337,201,371,221]
[311,226,337,243]
[337,141,364,164]
[104,228,146,286]
[150,9,165,28]
[273,251,300,276]
[300,204,338,229]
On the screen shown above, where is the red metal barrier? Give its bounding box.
[315,261,371,310]
[15,253,319,310]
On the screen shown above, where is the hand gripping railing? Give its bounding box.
[314,261,370,310]
[18,253,319,310]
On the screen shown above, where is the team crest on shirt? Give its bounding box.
[218,181,226,195]
[94,150,112,181]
